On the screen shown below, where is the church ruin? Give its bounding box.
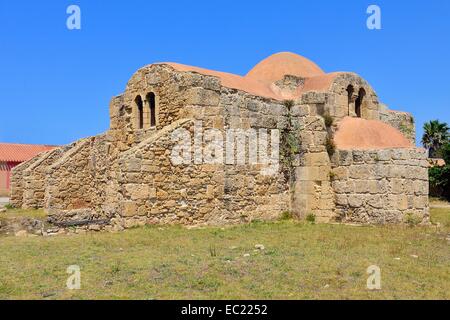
[10,52,429,229]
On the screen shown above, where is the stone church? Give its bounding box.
[11,52,429,229]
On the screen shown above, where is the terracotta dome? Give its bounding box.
[155,52,328,100]
[334,117,413,150]
[245,52,325,83]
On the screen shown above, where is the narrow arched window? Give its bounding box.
[346,85,354,116]
[147,92,156,128]
[355,88,366,118]
[135,95,144,129]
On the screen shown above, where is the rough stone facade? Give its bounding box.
[10,156,43,208]
[380,105,416,144]
[331,149,429,224]
[11,52,429,229]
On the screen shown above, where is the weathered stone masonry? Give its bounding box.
[331,149,429,224]
[11,52,429,229]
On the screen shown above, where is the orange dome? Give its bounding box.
[245,52,325,83]
[334,117,413,150]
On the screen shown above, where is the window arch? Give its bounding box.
[355,88,366,118]
[146,92,156,128]
[135,95,144,129]
[346,85,354,116]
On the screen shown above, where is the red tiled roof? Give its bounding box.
[0,143,56,163]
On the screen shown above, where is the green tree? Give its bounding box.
[429,141,450,200]
[438,142,450,163]
[422,120,450,158]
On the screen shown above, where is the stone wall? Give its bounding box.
[307,73,381,121]
[44,138,93,212]
[109,64,221,149]
[111,68,303,227]
[293,114,335,222]
[10,154,47,208]
[331,148,429,224]
[113,118,289,227]
[44,135,113,219]
[22,147,67,209]
[380,108,416,144]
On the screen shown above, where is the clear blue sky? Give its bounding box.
[1,0,449,146]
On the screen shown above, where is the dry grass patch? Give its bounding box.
[0,208,448,300]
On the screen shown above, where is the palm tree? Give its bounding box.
[422,120,450,158]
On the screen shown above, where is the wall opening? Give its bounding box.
[346,85,354,116]
[355,88,366,118]
[119,105,126,117]
[135,95,144,129]
[147,92,156,127]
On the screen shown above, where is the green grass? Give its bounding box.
[0,208,449,300]
[430,207,450,228]
[0,208,47,220]
[0,209,48,236]
[430,197,450,207]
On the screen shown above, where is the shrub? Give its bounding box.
[280,211,293,220]
[283,100,295,109]
[399,124,414,137]
[326,136,336,156]
[404,212,422,227]
[306,213,316,223]
[4,204,14,210]
[280,101,300,185]
[329,171,337,181]
[322,113,334,128]
[110,261,121,274]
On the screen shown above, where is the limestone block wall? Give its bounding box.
[116,120,221,226]
[310,73,381,121]
[293,114,335,222]
[115,117,290,226]
[110,64,222,149]
[45,135,112,219]
[10,153,48,208]
[217,90,292,222]
[111,77,344,226]
[380,109,416,144]
[44,75,335,226]
[22,147,67,209]
[331,148,429,224]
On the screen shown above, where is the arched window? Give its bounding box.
[355,88,366,118]
[135,95,144,129]
[346,85,354,116]
[146,92,156,128]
